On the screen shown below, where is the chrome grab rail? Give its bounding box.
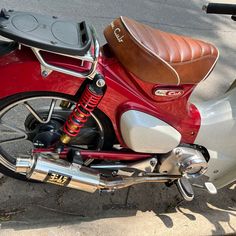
[30,26,100,80]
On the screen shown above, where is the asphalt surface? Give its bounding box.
[0,0,235,236]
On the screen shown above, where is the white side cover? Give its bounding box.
[195,87,236,189]
[120,110,181,153]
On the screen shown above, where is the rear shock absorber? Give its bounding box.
[60,74,106,145]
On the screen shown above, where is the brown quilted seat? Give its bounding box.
[104,16,219,85]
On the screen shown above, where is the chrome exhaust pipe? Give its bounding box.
[16,153,102,193]
[15,154,180,192]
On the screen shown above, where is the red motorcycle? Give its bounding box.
[0,3,234,201]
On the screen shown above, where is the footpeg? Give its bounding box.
[176,177,194,201]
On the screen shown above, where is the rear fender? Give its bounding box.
[0,46,84,99]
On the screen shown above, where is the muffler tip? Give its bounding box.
[15,157,33,173]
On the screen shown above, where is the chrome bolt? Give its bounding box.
[150,160,156,167]
[175,148,182,156]
[42,70,48,78]
[177,162,181,167]
[96,79,106,87]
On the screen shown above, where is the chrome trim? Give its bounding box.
[15,156,33,173]
[15,153,180,192]
[31,26,100,80]
[23,99,56,124]
[91,158,157,173]
[16,154,101,193]
[99,174,179,190]
[159,146,208,178]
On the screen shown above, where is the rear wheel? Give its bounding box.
[0,92,115,181]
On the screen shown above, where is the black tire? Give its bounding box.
[0,91,116,181]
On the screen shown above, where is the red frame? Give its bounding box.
[0,45,201,157]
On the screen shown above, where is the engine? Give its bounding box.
[159,145,208,178]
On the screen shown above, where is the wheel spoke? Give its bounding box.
[23,99,56,124]
[0,121,28,144]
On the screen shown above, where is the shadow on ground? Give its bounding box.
[0,176,235,235]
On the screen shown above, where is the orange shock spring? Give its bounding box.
[60,74,105,144]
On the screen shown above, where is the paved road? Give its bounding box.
[0,0,235,235]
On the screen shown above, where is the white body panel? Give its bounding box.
[194,88,236,188]
[120,110,181,153]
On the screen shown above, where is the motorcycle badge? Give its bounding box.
[45,171,71,186]
[154,88,184,97]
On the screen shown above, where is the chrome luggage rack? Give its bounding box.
[30,27,100,80]
[0,9,99,79]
